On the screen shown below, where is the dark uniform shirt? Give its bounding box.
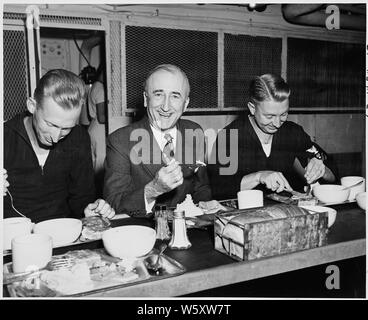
[208,115,337,200]
[4,113,96,223]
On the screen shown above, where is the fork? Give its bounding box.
[6,190,27,218]
[4,256,75,285]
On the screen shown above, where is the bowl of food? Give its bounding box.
[340,176,365,201]
[33,218,82,247]
[312,184,350,204]
[102,225,156,259]
[356,192,366,210]
[300,205,337,228]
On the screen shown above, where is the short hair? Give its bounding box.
[143,64,190,97]
[249,74,290,105]
[34,69,86,109]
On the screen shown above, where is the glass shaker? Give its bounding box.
[168,210,191,250]
[154,205,171,241]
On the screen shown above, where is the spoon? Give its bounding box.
[7,190,27,218]
[342,179,364,191]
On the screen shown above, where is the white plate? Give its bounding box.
[318,198,357,206]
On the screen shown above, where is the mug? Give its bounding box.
[340,176,366,201]
[11,234,53,273]
[237,190,264,209]
[3,217,33,251]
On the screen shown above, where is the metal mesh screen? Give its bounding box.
[3,29,29,120]
[288,38,365,109]
[125,26,218,110]
[224,33,282,109]
[110,20,122,117]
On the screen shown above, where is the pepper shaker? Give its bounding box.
[169,210,191,250]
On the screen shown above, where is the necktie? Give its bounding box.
[162,133,174,164]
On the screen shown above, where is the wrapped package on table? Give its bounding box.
[214,204,328,261]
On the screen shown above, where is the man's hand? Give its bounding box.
[259,171,292,193]
[84,199,116,219]
[304,158,326,184]
[145,160,183,202]
[3,169,9,196]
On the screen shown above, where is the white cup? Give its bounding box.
[3,217,33,251]
[340,176,366,201]
[11,234,53,273]
[237,190,264,209]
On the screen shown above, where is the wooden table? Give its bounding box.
[3,202,365,297]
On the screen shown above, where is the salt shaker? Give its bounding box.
[155,205,171,241]
[169,210,191,250]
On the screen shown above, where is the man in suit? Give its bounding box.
[104,64,212,217]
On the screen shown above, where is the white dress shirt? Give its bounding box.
[144,125,178,213]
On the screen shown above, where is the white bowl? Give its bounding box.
[340,176,365,201]
[313,184,350,204]
[300,205,337,228]
[102,225,156,259]
[3,217,33,251]
[356,192,366,210]
[33,218,82,247]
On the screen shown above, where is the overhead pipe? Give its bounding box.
[25,5,41,95]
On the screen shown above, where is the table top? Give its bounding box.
[3,202,366,297]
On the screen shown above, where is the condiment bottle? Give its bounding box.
[154,205,171,241]
[169,210,191,250]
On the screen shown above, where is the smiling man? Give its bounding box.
[209,74,337,199]
[3,69,115,222]
[104,64,212,216]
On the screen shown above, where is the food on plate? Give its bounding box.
[13,277,57,297]
[198,200,229,214]
[63,249,103,267]
[89,258,139,283]
[80,216,111,240]
[176,194,203,218]
[40,262,94,295]
[10,249,141,296]
[267,191,318,206]
[296,197,318,206]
